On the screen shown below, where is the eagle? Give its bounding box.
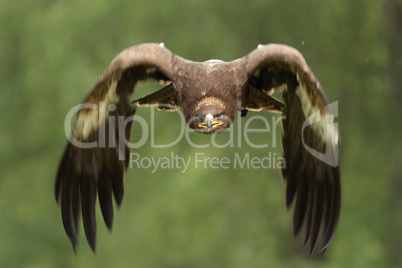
[55,43,340,255]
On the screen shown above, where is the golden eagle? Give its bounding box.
[55,43,340,255]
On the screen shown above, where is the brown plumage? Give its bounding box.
[55,43,340,255]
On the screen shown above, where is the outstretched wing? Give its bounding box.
[55,43,179,252]
[242,44,340,255]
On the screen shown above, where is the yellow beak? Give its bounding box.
[198,114,222,131]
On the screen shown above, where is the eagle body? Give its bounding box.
[173,60,239,123]
[55,43,340,255]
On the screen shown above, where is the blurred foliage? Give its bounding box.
[0,0,400,267]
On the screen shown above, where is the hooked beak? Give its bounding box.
[198,113,222,132]
[205,114,213,131]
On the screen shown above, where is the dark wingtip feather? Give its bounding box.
[71,240,78,254]
[60,163,80,251]
[111,166,125,207]
[303,184,314,246]
[319,166,341,251]
[285,179,297,208]
[55,179,61,204]
[113,186,124,207]
[61,211,78,249]
[89,239,97,253]
[55,146,71,203]
[292,177,309,237]
[308,184,325,256]
[80,175,98,253]
[98,172,114,230]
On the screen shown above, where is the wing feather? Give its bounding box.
[97,169,114,230]
[243,44,340,255]
[55,43,179,251]
[80,170,98,252]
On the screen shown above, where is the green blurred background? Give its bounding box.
[1,0,401,267]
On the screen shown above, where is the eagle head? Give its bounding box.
[188,97,233,134]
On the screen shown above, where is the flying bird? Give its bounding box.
[55,43,340,255]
